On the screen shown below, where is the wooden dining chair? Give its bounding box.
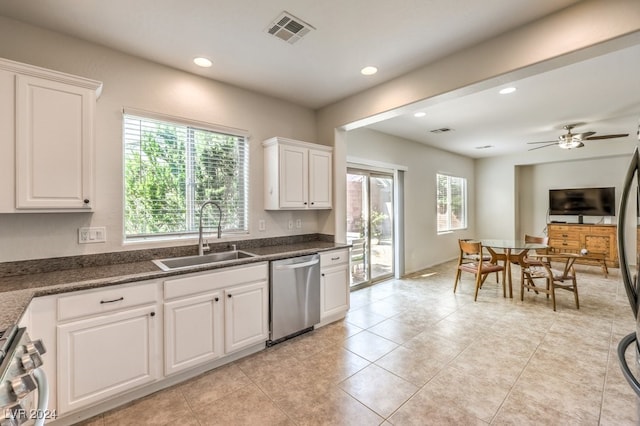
[521,253,579,311]
[454,239,505,301]
[520,234,550,285]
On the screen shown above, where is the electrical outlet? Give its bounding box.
[295,219,302,229]
[288,220,294,230]
[79,227,106,244]
[258,219,266,232]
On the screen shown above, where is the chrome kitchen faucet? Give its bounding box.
[198,201,222,255]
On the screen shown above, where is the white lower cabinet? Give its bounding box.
[162,262,268,376]
[320,249,350,325]
[224,281,269,353]
[56,282,161,414]
[28,261,270,421]
[163,291,224,376]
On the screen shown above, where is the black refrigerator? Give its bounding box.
[617,124,640,406]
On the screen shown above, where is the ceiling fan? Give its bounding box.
[527,124,629,151]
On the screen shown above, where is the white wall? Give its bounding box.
[347,128,475,273]
[0,17,321,262]
[519,156,628,233]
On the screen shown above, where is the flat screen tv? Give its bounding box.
[549,187,615,216]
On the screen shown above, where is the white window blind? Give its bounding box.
[123,112,248,240]
[437,173,467,232]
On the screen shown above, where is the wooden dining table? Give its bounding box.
[480,239,549,298]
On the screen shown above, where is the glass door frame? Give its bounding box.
[347,167,395,289]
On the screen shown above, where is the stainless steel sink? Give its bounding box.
[153,250,257,271]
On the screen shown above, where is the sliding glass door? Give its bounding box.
[346,169,394,287]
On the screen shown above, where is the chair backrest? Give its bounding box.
[459,239,482,257]
[351,238,365,260]
[524,234,549,245]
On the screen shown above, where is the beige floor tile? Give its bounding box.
[102,387,192,426]
[192,383,292,426]
[493,391,597,425]
[510,367,603,421]
[343,330,398,361]
[367,317,424,344]
[271,383,384,425]
[526,345,607,389]
[74,415,104,426]
[375,345,450,387]
[420,365,512,422]
[302,346,370,384]
[178,363,252,409]
[388,385,488,425]
[345,307,389,329]
[339,364,418,418]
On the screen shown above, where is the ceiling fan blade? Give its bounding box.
[574,131,596,139]
[528,143,557,151]
[527,140,558,145]
[584,133,629,140]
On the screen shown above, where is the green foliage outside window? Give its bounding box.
[124,115,248,239]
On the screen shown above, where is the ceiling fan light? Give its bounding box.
[558,136,582,149]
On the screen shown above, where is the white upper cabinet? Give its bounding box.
[0,58,102,212]
[263,137,332,210]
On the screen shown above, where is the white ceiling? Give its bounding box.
[1,0,638,159]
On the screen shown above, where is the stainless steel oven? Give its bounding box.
[0,325,49,426]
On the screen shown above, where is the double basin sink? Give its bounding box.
[153,250,258,271]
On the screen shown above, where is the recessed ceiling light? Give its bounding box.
[193,57,212,68]
[414,112,426,118]
[361,66,378,76]
[499,87,516,95]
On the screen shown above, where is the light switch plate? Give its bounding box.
[79,227,106,244]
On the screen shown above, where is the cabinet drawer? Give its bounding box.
[549,239,580,250]
[585,226,615,236]
[58,281,158,322]
[548,225,572,232]
[164,262,268,300]
[321,249,349,268]
[548,230,579,240]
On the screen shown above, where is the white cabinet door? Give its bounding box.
[321,265,350,320]
[309,149,332,208]
[57,305,159,414]
[15,74,95,210]
[320,249,350,324]
[164,291,224,376]
[279,143,308,208]
[224,281,268,353]
[263,137,332,210]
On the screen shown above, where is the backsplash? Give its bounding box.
[0,234,334,278]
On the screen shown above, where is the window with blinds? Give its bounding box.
[436,173,467,233]
[123,112,249,240]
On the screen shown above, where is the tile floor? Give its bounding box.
[79,260,639,425]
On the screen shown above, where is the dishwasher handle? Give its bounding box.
[273,258,319,270]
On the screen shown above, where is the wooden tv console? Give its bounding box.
[547,223,618,275]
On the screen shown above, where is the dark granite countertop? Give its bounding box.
[0,239,349,331]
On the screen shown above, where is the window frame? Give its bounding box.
[436,173,468,233]
[122,108,250,242]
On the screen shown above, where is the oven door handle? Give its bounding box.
[618,332,640,397]
[32,367,49,426]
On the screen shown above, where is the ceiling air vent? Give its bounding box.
[267,11,315,44]
[430,128,454,134]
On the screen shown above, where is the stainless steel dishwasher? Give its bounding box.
[269,254,320,344]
